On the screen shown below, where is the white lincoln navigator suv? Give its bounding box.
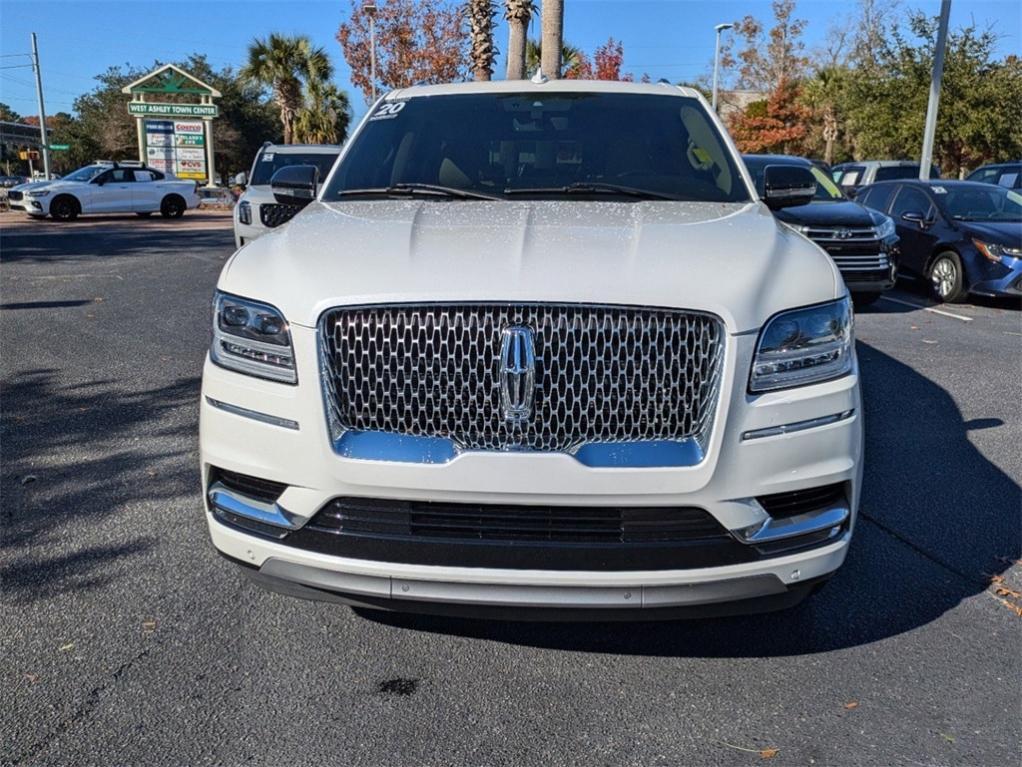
[201,80,863,619]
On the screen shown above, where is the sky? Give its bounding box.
[1,0,1019,125]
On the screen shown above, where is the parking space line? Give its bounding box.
[878,295,973,322]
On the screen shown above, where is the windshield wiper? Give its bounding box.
[337,183,501,201]
[503,182,682,201]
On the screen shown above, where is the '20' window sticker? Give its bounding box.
[369,101,407,121]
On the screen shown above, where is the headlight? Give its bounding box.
[750,297,854,393]
[973,239,1022,262]
[873,216,895,239]
[237,200,251,225]
[28,190,50,198]
[210,292,296,383]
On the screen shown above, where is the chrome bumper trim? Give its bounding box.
[205,396,299,430]
[208,482,299,530]
[737,503,850,544]
[741,409,854,441]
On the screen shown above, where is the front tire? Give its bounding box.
[929,252,967,303]
[49,196,79,221]
[160,195,186,219]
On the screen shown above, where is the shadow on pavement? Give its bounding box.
[0,229,232,265]
[354,341,1020,655]
[0,369,200,603]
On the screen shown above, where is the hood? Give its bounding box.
[958,220,1022,247]
[773,200,878,228]
[12,180,56,193]
[220,200,842,334]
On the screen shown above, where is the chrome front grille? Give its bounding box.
[830,253,890,271]
[805,227,889,272]
[319,303,725,453]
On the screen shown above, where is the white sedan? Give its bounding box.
[10,162,199,221]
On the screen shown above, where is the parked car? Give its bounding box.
[232,142,342,249]
[744,154,898,306]
[201,80,862,619]
[9,161,199,220]
[857,180,1022,302]
[832,161,940,197]
[965,162,1021,190]
[0,175,26,188]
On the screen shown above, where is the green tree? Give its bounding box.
[294,81,352,144]
[525,39,582,78]
[242,34,331,144]
[0,103,21,122]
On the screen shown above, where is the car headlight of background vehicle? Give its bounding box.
[750,297,853,392]
[873,215,895,239]
[210,292,296,383]
[973,239,1022,262]
[237,200,252,225]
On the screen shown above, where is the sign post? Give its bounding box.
[121,64,221,187]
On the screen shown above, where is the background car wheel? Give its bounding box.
[852,292,882,308]
[50,196,79,221]
[929,252,967,303]
[136,211,152,217]
[160,195,186,219]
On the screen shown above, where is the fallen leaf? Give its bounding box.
[844,701,859,709]
[93,297,104,303]
[995,586,1022,599]
[940,732,955,744]
[760,747,780,759]
[988,574,1005,584]
[24,673,39,684]
[59,643,74,652]
[910,325,919,330]
[142,619,158,632]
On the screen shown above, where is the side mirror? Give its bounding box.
[901,211,930,228]
[270,165,318,207]
[233,171,247,187]
[762,165,816,210]
[94,176,106,186]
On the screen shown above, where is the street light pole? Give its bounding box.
[364,1,378,101]
[712,23,733,114]
[30,32,51,179]
[919,0,951,180]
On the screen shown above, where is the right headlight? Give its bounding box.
[749,297,854,393]
[210,291,296,383]
[873,215,895,239]
[237,200,252,225]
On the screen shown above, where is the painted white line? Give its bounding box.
[878,295,973,322]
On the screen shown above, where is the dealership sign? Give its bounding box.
[128,102,219,118]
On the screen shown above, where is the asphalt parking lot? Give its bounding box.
[2,211,1019,766]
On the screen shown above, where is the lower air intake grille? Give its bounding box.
[757,483,846,519]
[308,497,731,544]
[210,467,287,503]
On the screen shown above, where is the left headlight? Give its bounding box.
[750,297,854,393]
[28,190,50,198]
[873,215,895,239]
[210,292,296,383]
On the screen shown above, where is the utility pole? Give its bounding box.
[30,32,51,180]
[364,1,378,101]
[712,23,733,113]
[919,0,951,180]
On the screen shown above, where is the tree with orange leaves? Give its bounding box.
[337,0,468,103]
[727,76,811,154]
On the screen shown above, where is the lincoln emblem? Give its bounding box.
[499,325,536,423]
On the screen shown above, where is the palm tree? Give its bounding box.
[525,39,582,78]
[504,0,534,79]
[294,81,352,144]
[242,34,332,144]
[540,0,564,79]
[468,0,498,81]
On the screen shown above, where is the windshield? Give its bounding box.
[325,92,750,203]
[936,185,1022,222]
[63,165,109,183]
[250,152,340,186]
[745,159,843,201]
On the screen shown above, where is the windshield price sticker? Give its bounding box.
[370,101,407,121]
[932,186,947,194]
[261,153,275,161]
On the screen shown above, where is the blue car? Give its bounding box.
[856,180,1022,302]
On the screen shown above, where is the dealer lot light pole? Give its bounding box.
[364,1,378,101]
[920,0,951,180]
[712,23,733,113]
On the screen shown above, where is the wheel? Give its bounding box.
[136,211,152,217]
[49,195,79,221]
[160,195,186,218]
[852,292,882,308]
[929,252,967,303]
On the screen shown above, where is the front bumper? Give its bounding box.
[200,325,863,615]
[971,257,1022,297]
[840,262,897,294]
